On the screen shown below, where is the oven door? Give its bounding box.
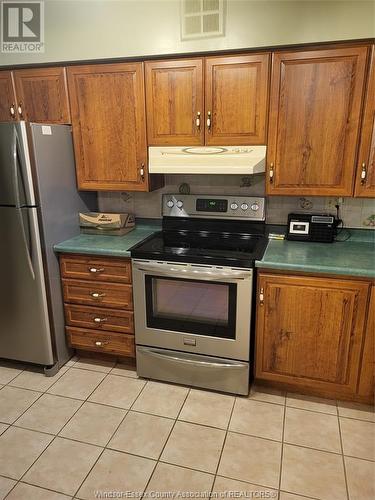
[132,259,253,361]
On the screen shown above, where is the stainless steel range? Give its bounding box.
[131,194,267,395]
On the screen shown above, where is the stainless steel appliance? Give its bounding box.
[131,194,267,395]
[0,121,95,373]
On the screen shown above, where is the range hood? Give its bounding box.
[148,146,266,175]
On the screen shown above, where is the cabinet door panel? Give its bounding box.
[357,286,374,400]
[145,59,204,145]
[67,63,148,191]
[267,47,368,196]
[355,45,375,197]
[13,67,70,123]
[255,273,369,398]
[0,71,17,121]
[205,54,269,145]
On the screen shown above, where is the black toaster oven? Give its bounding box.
[286,213,338,242]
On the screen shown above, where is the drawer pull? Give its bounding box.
[89,267,104,273]
[90,292,106,299]
[94,340,109,347]
[93,317,108,324]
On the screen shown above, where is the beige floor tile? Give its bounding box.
[284,407,341,453]
[108,410,173,459]
[65,356,79,367]
[345,456,375,500]
[110,361,138,378]
[338,401,375,422]
[340,417,375,460]
[6,482,71,499]
[77,449,155,500]
[0,386,40,424]
[146,462,214,495]
[279,493,314,500]
[9,366,68,392]
[23,437,102,496]
[161,421,225,473]
[0,364,23,385]
[47,368,105,400]
[286,393,337,414]
[179,389,234,429]
[15,394,82,434]
[213,476,277,498]
[281,444,347,500]
[88,375,145,409]
[0,476,16,500]
[0,427,53,479]
[132,381,189,418]
[60,402,126,446]
[229,398,284,441]
[0,424,8,436]
[248,384,286,405]
[218,432,281,489]
[73,357,116,373]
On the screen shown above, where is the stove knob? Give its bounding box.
[166,200,174,208]
[241,203,249,211]
[176,200,184,209]
[230,202,238,210]
[251,203,259,211]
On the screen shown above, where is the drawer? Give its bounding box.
[66,327,135,357]
[65,304,134,334]
[62,279,133,310]
[60,254,132,284]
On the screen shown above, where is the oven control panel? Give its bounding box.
[163,194,265,220]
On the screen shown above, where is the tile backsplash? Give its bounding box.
[98,174,375,229]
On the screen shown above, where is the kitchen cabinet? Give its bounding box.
[145,53,270,146]
[67,62,162,191]
[60,254,135,358]
[355,45,375,197]
[0,71,17,121]
[255,272,372,402]
[267,46,368,196]
[357,285,374,400]
[13,67,70,123]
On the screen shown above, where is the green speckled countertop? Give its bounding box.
[256,230,375,278]
[54,220,162,257]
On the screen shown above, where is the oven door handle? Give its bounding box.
[135,266,250,281]
[138,347,245,369]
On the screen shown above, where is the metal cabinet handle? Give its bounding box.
[93,317,108,324]
[90,292,106,299]
[17,102,23,117]
[89,267,104,273]
[259,287,264,306]
[206,111,211,131]
[196,111,201,129]
[361,162,367,185]
[10,104,15,117]
[269,163,274,183]
[140,163,145,182]
[94,340,109,347]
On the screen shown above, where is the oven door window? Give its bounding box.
[145,276,237,339]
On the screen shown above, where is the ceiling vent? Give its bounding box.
[181,0,225,40]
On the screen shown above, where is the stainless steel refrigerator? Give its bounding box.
[0,121,95,374]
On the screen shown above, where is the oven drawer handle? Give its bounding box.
[136,267,249,281]
[140,348,245,369]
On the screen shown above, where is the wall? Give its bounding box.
[98,175,375,229]
[0,0,374,66]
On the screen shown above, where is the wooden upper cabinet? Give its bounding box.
[0,71,17,121]
[67,63,148,191]
[355,45,375,197]
[267,46,368,196]
[205,54,270,145]
[255,273,370,399]
[145,59,204,145]
[13,67,70,123]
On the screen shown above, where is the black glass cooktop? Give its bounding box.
[131,217,268,268]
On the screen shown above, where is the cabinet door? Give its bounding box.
[267,47,368,196]
[355,45,375,197]
[0,71,17,121]
[357,286,374,401]
[67,63,148,191]
[205,54,269,145]
[13,67,70,123]
[145,59,204,145]
[255,273,370,399]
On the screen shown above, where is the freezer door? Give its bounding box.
[0,206,54,365]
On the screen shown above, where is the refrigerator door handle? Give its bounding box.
[14,127,29,208]
[17,207,35,280]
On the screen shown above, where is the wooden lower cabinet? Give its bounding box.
[255,272,373,402]
[60,254,135,358]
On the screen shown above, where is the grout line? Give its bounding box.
[337,400,350,500]
[277,395,287,499]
